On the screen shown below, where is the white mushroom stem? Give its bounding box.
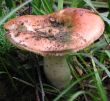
[44,56,71,88]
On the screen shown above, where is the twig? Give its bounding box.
[30,53,45,101]
[35,55,45,101]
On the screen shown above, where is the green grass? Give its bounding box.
[0,0,110,101]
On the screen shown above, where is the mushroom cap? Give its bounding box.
[4,8,104,56]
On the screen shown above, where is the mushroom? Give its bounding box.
[4,8,104,88]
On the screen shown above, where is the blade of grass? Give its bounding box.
[104,34,110,44]
[68,91,85,101]
[83,0,97,12]
[40,0,50,14]
[91,39,108,52]
[57,0,63,10]
[13,77,34,87]
[31,3,46,15]
[75,58,87,74]
[71,0,85,8]
[91,57,107,101]
[105,50,110,58]
[0,71,7,74]
[43,84,60,94]
[42,0,53,13]
[100,14,110,25]
[78,53,110,78]
[67,90,97,101]
[93,57,110,78]
[92,1,108,8]
[76,54,92,73]
[32,0,41,9]
[0,0,32,26]
[31,0,53,14]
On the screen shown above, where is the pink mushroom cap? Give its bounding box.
[4,8,105,56]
